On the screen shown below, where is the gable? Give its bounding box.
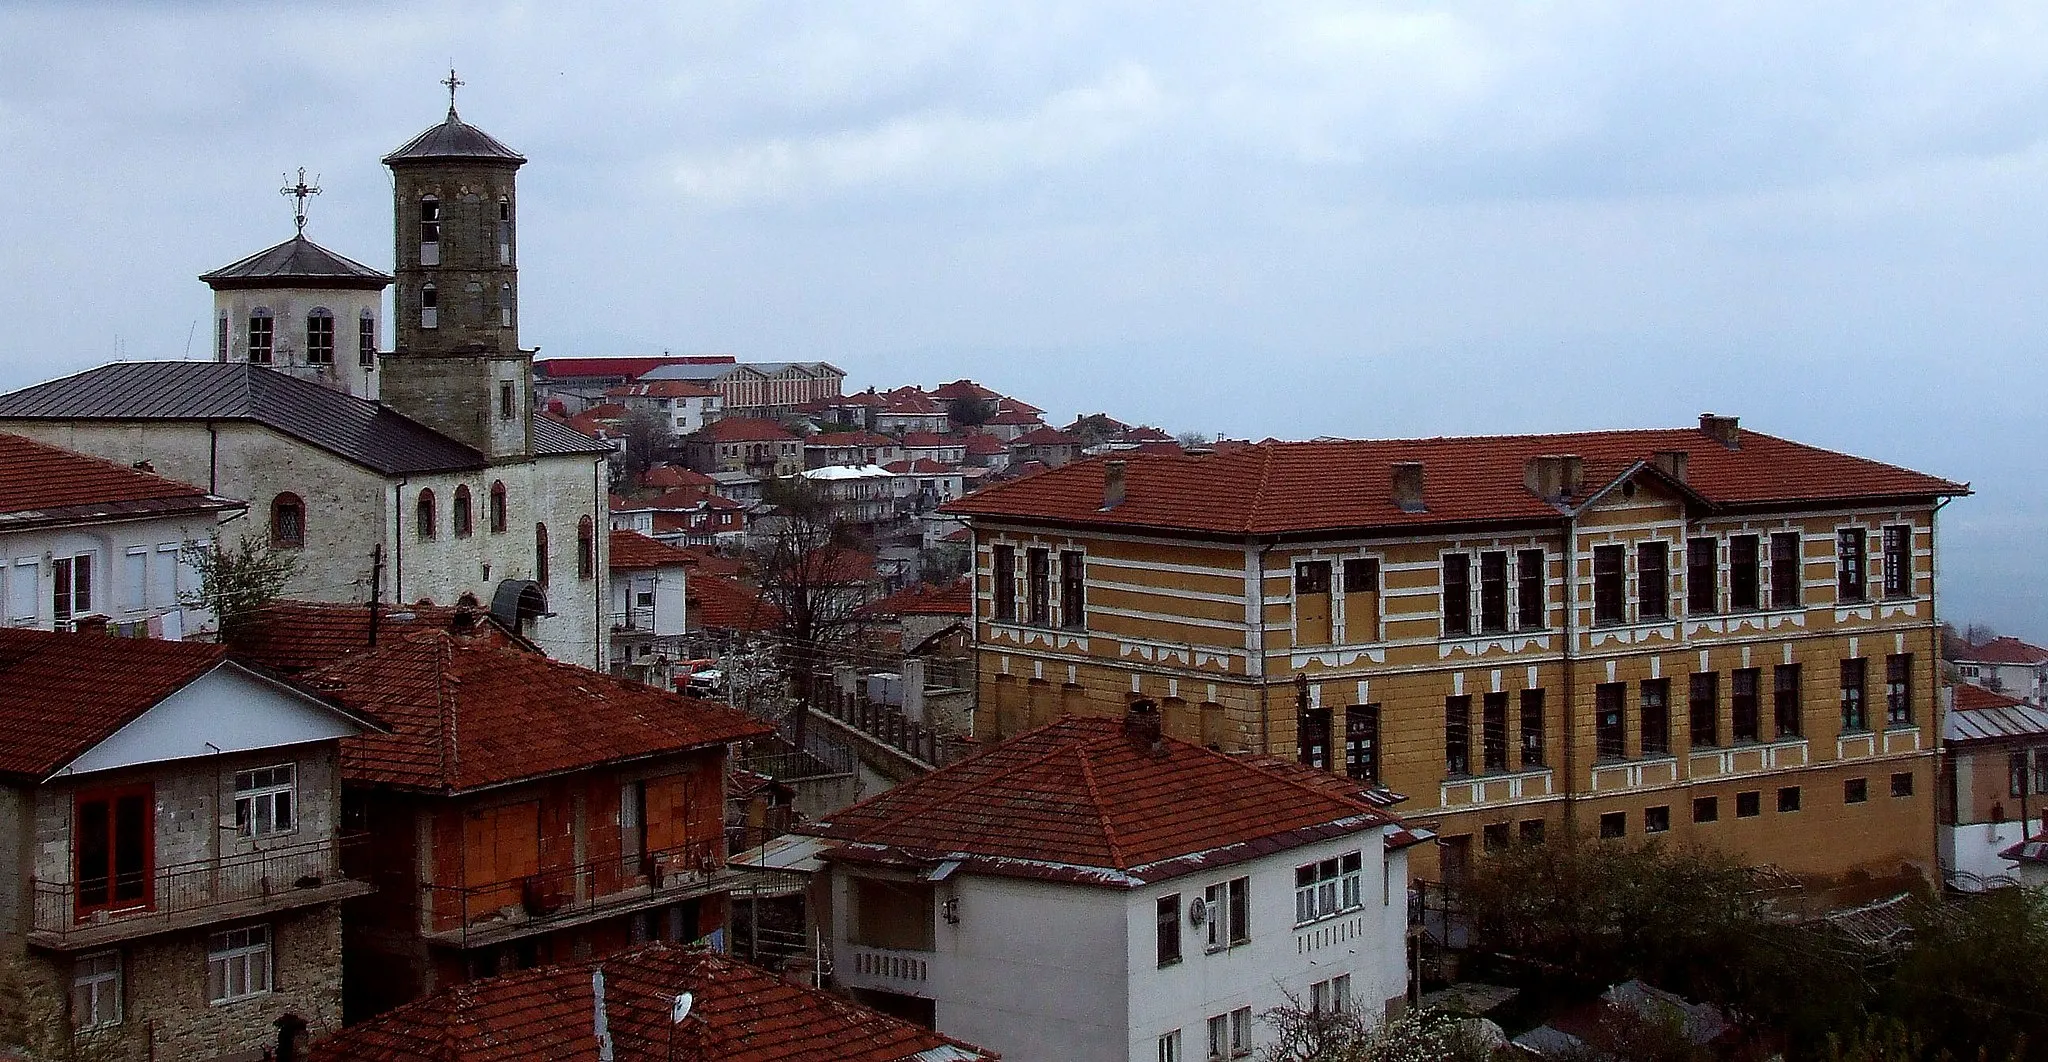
[55,663,364,779]
[1576,470,1692,528]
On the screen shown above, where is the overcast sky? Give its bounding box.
[2,2,2043,634]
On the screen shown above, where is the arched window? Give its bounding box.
[535,523,550,586]
[419,196,441,265]
[247,308,274,364]
[417,489,437,540]
[453,485,474,537]
[576,516,594,579]
[489,481,507,533]
[306,308,335,366]
[421,284,438,329]
[271,493,305,548]
[358,309,377,368]
[499,282,513,328]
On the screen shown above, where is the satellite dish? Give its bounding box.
[1187,896,1209,927]
[671,991,694,1024]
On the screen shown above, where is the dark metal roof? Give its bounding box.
[531,414,616,457]
[0,363,485,475]
[382,108,525,165]
[199,235,392,291]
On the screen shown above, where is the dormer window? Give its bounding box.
[358,310,377,368]
[305,308,334,366]
[419,197,441,265]
[247,309,274,364]
[421,284,438,329]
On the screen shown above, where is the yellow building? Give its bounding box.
[943,415,1967,887]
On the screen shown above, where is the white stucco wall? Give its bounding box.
[215,286,383,400]
[0,512,219,636]
[1942,816,2047,889]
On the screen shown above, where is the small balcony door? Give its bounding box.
[75,785,152,919]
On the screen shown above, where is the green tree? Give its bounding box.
[179,533,298,643]
[1881,887,2048,1062]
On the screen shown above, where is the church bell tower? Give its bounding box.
[379,71,535,459]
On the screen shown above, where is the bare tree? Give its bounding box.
[753,475,873,746]
[179,533,298,644]
[1255,999,1496,1062]
[617,407,675,489]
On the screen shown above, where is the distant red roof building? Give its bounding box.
[865,578,972,619]
[605,379,721,400]
[929,379,1002,403]
[688,574,782,633]
[882,392,945,415]
[609,529,695,572]
[693,418,797,443]
[961,433,1007,456]
[643,465,718,490]
[533,356,736,381]
[1956,637,2048,666]
[307,943,997,1061]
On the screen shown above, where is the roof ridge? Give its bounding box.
[436,636,459,792]
[832,718,1092,843]
[1075,740,1128,870]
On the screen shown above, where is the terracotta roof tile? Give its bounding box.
[801,716,1402,886]
[0,629,228,780]
[643,466,717,490]
[948,426,1966,535]
[865,578,972,618]
[1957,637,2048,666]
[693,418,796,443]
[881,392,945,415]
[230,601,526,675]
[0,432,239,527]
[306,634,770,793]
[688,574,781,632]
[606,380,721,400]
[309,943,995,1061]
[610,530,694,572]
[929,379,1002,402]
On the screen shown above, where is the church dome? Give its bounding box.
[382,108,526,166]
[199,235,392,291]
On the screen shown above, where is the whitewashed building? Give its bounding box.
[0,433,236,638]
[794,705,1429,1062]
[608,529,691,688]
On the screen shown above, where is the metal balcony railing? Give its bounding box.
[420,837,725,947]
[30,835,360,945]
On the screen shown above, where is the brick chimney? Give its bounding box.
[1699,413,1740,450]
[1391,462,1426,513]
[1525,456,1564,501]
[1124,698,1165,754]
[73,614,109,636]
[1102,460,1127,509]
[1651,449,1689,483]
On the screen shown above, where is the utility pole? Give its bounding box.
[368,544,384,647]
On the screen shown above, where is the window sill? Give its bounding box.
[1293,906,1366,931]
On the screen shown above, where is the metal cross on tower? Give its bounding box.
[280,168,321,236]
[442,67,464,114]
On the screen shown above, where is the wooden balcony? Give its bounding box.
[419,838,733,950]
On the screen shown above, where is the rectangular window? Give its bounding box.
[1882,525,1912,597]
[1481,692,1509,773]
[852,879,935,950]
[1478,550,1508,633]
[1294,854,1361,925]
[306,314,334,365]
[1837,528,1867,602]
[499,381,516,420]
[358,316,376,367]
[1059,551,1086,630]
[419,198,440,253]
[71,951,121,1030]
[1519,689,1545,769]
[1514,548,1546,629]
[1344,705,1379,784]
[1732,668,1761,743]
[1736,790,1761,817]
[8,558,36,622]
[1441,554,1471,637]
[1886,655,1913,725]
[206,925,272,1003]
[1778,786,1802,813]
[1689,672,1719,748]
[216,315,229,362]
[1231,1008,1251,1057]
[1208,1016,1229,1061]
[1342,557,1379,640]
[1840,659,1868,732]
[1025,549,1051,626]
[52,553,91,629]
[1693,797,1719,823]
[1644,805,1670,833]
[1299,706,1332,771]
[991,546,1015,622]
[74,786,150,915]
[1770,532,1802,608]
[2010,753,2029,798]
[1686,537,1717,614]
[1204,876,1251,949]
[1158,1031,1181,1062]
[1482,822,1510,852]
[247,314,273,364]
[1520,819,1546,845]
[153,544,180,608]
[1638,541,1669,620]
[1845,778,1868,804]
[234,764,296,838]
[1444,695,1471,776]
[1599,811,1625,839]
[1774,664,1802,739]
[1593,545,1625,625]
[1729,534,1760,610]
[1892,772,1914,797]
[123,548,147,612]
[1640,679,1670,756]
[1595,683,1625,761]
[1156,895,1181,967]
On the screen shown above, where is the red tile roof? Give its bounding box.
[0,432,238,527]
[1009,427,1072,447]
[987,409,1043,426]
[643,465,717,490]
[305,634,771,793]
[689,574,782,632]
[605,380,720,400]
[1954,682,2029,712]
[694,418,796,443]
[948,424,1966,536]
[1957,637,2048,666]
[534,356,735,381]
[307,943,995,1062]
[899,431,957,448]
[995,396,1043,416]
[674,548,745,577]
[962,433,1007,456]
[800,716,1404,886]
[610,530,695,572]
[0,629,229,781]
[864,578,972,618]
[230,601,528,675]
[805,431,898,448]
[881,392,944,415]
[929,379,1002,402]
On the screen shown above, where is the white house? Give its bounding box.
[1953,637,2048,705]
[0,432,238,638]
[605,378,725,436]
[793,705,1428,1062]
[607,529,691,688]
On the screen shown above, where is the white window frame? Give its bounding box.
[7,558,35,623]
[1294,852,1364,926]
[1230,1007,1252,1057]
[206,925,272,1003]
[1203,876,1249,951]
[72,950,121,1030]
[1207,1014,1229,1061]
[234,764,297,838]
[1157,1030,1181,1062]
[123,547,148,613]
